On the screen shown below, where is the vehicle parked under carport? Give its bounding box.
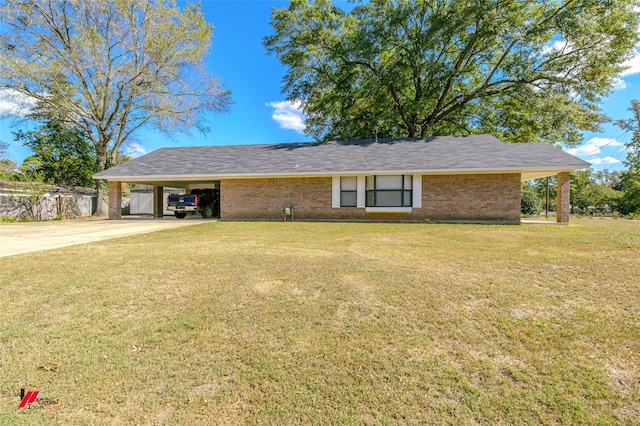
[167,188,220,219]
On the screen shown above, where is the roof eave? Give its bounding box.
[93,164,590,182]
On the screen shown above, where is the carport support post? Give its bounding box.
[557,172,570,223]
[108,181,122,220]
[153,186,164,218]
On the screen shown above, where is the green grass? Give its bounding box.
[1,219,639,424]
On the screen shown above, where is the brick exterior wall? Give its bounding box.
[221,173,521,223]
[222,178,334,220]
[421,174,521,223]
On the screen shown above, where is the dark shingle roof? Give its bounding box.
[95,135,589,181]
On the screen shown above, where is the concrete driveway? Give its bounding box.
[0,216,210,258]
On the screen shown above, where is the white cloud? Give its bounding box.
[588,156,621,166]
[267,100,306,133]
[125,142,147,158]
[542,39,572,56]
[0,89,36,116]
[612,77,627,90]
[566,137,624,156]
[620,48,640,77]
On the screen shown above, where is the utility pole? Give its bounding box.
[545,177,550,219]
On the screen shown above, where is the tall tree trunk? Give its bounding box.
[93,146,109,216]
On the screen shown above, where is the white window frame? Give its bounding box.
[365,175,412,210]
[333,175,420,211]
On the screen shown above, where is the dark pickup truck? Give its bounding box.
[167,188,220,219]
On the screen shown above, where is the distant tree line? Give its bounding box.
[521,170,638,217]
[522,99,640,217]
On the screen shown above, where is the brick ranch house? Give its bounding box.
[94,135,590,224]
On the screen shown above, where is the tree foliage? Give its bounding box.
[0,140,16,179]
[617,170,640,214]
[617,100,640,171]
[570,170,624,210]
[13,119,98,187]
[615,100,640,213]
[526,171,630,215]
[265,0,639,144]
[528,176,557,213]
[521,182,541,216]
[0,0,231,176]
[0,158,15,175]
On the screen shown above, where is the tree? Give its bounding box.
[0,0,231,212]
[265,0,639,144]
[615,100,640,213]
[617,100,640,170]
[13,119,98,187]
[0,140,16,179]
[521,181,541,216]
[529,176,556,213]
[570,170,624,211]
[0,158,15,176]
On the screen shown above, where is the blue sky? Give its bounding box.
[1,0,639,172]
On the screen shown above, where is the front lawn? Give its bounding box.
[1,219,638,424]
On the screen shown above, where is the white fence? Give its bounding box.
[0,191,96,220]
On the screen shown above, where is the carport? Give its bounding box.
[107,179,220,219]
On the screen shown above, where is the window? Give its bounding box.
[340,176,357,207]
[366,175,412,207]
[333,175,420,211]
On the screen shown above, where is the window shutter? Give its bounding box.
[332,176,341,208]
[412,175,422,208]
[357,176,366,208]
